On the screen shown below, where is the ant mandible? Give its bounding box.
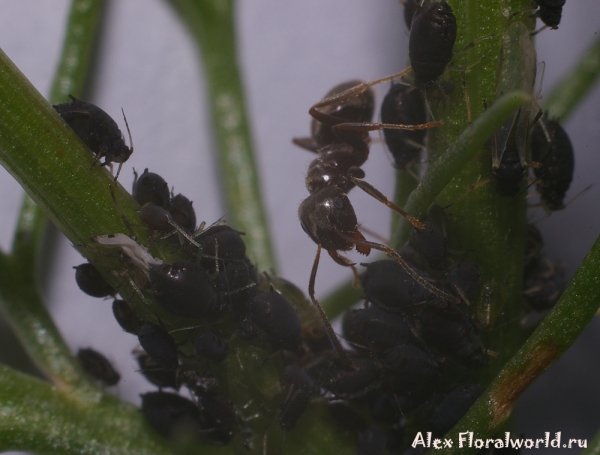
[296,71,460,366]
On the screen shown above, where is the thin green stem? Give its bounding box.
[391,91,531,251]
[0,363,170,455]
[0,0,105,399]
[544,33,600,121]
[429,231,600,455]
[166,0,277,272]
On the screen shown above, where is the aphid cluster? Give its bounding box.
[74,164,311,447]
[65,1,574,452]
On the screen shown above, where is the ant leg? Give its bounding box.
[337,232,460,304]
[292,137,320,152]
[309,67,413,125]
[349,176,425,230]
[308,244,354,367]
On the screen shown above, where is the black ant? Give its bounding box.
[296,75,459,366]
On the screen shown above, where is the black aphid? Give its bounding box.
[250,288,301,351]
[380,81,427,170]
[135,350,179,390]
[132,168,170,208]
[430,384,484,436]
[150,261,219,319]
[77,347,120,386]
[533,0,565,29]
[140,391,201,439]
[74,263,116,298]
[112,299,142,334]
[53,95,133,181]
[194,332,229,363]
[137,323,179,370]
[279,365,315,431]
[530,116,574,211]
[409,1,457,88]
[169,194,196,233]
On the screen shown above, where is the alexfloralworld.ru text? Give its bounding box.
[412,432,587,450]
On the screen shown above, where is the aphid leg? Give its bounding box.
[308,244,354,368]
[348,176,425,230]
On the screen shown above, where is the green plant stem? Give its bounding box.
[544,32,600,121]
[0,363,170,455]
[430,231,600,455]
[166,0,276,272]
[0,0,104,398]
[391,91,531,251]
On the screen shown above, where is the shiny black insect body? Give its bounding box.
[137,323,179,370]
[279,365,315,431]
[194,332,229,363]
[409,1,457,88]
[132,168,170,208]
[430,384,483,436]
[380,344,439,391]
[417,300,487,367]
[169,194,196,233]
[533,0,565,29]
[112,299,142,334]
[77,348,120,386]
[135,350,179,390]
[297,80,452,364]
[360,260,433,313]
[53,95,133,181]
[249,288,301,351]
[523,257,565,311]
[74,263,116,298]
[293,80,374,152]
[150,260,219,319]
[530,117,574,211]
[380,81,427,170]
[491,115,528,198]
[141,391,201,439]
[312,355,380,398]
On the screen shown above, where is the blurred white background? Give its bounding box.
[0,1,599,453]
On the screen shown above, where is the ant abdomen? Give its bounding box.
[299,185,367,256]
